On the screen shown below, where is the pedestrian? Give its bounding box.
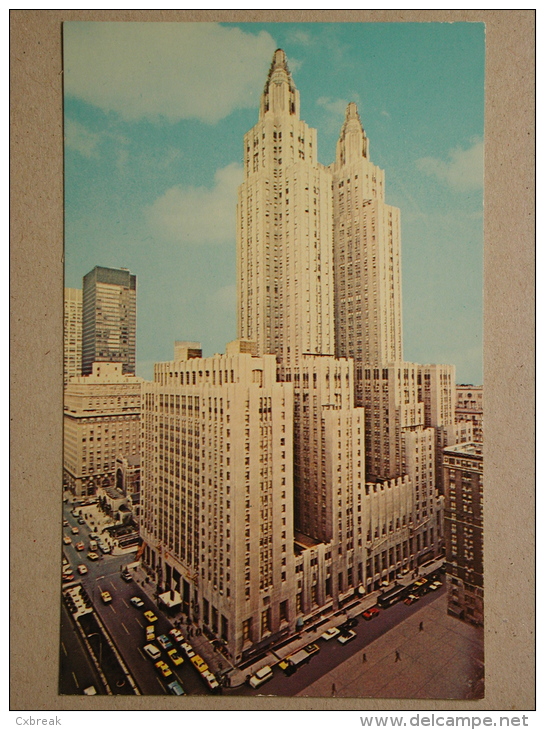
[362,652,367,663]
[395,650,401,662]
[419,621,424,632]
[331,682,337,697]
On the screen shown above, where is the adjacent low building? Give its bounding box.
[63,362,142,497]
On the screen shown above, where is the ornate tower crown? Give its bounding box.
[336,102,369,165]
[260,49,300,119]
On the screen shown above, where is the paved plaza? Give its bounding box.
[297,593,484,700]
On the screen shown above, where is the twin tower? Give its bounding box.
[141,50,455,664]
[238,48,403,384]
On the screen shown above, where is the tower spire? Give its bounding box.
[336,102,368,165]
[260,48,299,119]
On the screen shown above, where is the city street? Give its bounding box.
[61,501,212,695]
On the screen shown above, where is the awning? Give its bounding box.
[158,589,182,608]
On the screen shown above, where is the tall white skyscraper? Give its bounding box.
[141,49,457,665]
[237,49,335,370]
[331,102,403,383]
[64,287,82,387]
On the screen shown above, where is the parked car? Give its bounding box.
[337,629,357,645]
[62,572,74,583]
[78,517,85,525]
[121,570,133,582]
[429,580,442,591]
[130,596,144,608]
[404,594,419,605]
[339,616,358,632]
[180,642,195,659]
[167,680,186,696]
[157,634,173,651]
[320,627,340,641]
[155,660,173,678]
[249,665,274,689]
[63,536,72,545]
[63,520,69,527]
[362,607,381,621]
[143,644,161,660]
[169,628,184,643]
[99,543,111,554]
[144,610,158,623]
[201,670,221,693]
[191,655,208,673]
[304,643,320,657]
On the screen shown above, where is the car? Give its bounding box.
[89,532,99,540]
[143,643,161,660]
[144,610,158,623]
[146,625,156,642]
[99,544,111,554]
[101,591,112,604]
[121,570,133,582]
[169,628,185,643]
[78,517,85,525]
[71,526,79,535]
[62,556,69,566]
[404,594,419,606]
[339,616,358,631]
[157,634,173,650]
[429,580,442,591]
[130,596,145,608]
[167,648,184,666]
[191,655,208,673]
[362,607,381,621]
[77,564,88,575]
[75,542,85,551]
[201,670,221,692]
[155,660,173,678]
[180,642,195,659]
[320,627,341,641]
[167,680,186,696]
[63,520,69,527]
[337,629,357,644]
[82,686,97,696]
[63,536,72,545]
[62,572,74,582]
[87,551,99,561]
[249,664,274,689]
[413,578,428,588]
[304,643,320,656]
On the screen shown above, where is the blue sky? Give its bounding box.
[63,21,484,384]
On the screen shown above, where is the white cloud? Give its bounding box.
[146,162,243,245]
[417,139,484,191]
[64,118,100,157]
[64,22,277,124]
[316,96,349,118]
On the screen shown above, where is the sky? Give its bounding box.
[63,21,484,384]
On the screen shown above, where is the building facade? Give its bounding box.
[455,385,483,443]
[82,265,137,376]
[63,362,142,497]
[237,49,335,370]
[138,49,475,665]
[443,442,484,626]
[140,342,296,663]
[64,287,82,387]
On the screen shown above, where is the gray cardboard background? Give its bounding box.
[10,9,535,711]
